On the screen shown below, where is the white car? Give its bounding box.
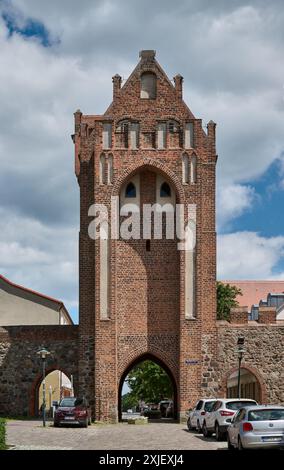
[187,399,217,433]
[227,405,284,450]
[202,398,258,441]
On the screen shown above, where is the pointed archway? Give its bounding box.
[118,353,178,422]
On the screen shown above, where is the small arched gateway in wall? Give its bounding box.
[118,353,178,422]
[225,366,264,403]
[0,325,78,417]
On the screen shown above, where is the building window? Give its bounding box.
[160,182,171,198]
[182,153,189,184]
[168,120,181,148]
[146,240,151,252]
[157,122,166,149]
[140,72,157,99]
[100,153,106,184]
[115,120,128,148]
[191,155,197,184]
[107,154,113,184]
[103,123,112,149]
[125,182,136,198]
[168,120,180,133]
[130,123,139,149]
[184,122,194,149]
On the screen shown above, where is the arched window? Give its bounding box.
[182,153,189,184]
[140,72,157,99]
[125,182,136,198]
[100,153,106,184]
[107,154,113,184]
[160,182,171,198]
[191,155,197,184]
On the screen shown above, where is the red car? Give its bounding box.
[54,397,92,427]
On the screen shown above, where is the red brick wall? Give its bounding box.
[230,307,249,324]
[75,51,218,421]
[258,307,277,324]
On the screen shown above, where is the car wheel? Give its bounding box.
[196,420,202,433]
[215,423,224,441]
[202,422,212,438]
[227,435,235,451]
[187,417,193,431]
[54,422,59,428]
[82,418,88,428]
[238,437,244,451]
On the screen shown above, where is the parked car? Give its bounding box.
[54,397,92,427]
[142,403,161,419]
[159,400,173,418]
[202,398,258,441]
[166,401,174,418]
[227,405,284,450]
[187,399,217,433]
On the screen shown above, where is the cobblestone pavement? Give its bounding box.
[6,420,227,450]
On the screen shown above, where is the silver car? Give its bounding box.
[227,405,284,450]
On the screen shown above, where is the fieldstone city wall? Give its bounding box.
[0,325,78,416]
[215,321,284,404]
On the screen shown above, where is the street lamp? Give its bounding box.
[37,347,51,427]
[236,337,245,399]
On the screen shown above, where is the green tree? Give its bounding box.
[126,360,173,404]
[121,392,138,412]
[217,281,242,320]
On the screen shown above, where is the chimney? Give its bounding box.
[174,74,183,99]
[74,109,82,134]
[112,74,122,99]
[139,50,156,63]
[207,120,216,154]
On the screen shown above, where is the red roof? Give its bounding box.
[221,280,284,309]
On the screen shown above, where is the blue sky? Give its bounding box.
[228,158,284,238]
[2,9,51,46]
[0,0,284,324]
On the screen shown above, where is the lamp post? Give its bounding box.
[236,337,245,399]
[37,347,51,427]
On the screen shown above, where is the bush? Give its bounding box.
[0,418,6,450]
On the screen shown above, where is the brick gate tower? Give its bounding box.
[73,50,218,422]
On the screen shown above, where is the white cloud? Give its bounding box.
[0,0,284,315]
[217,184,257,230]
[218,231,284,279]
[0,207,78,315]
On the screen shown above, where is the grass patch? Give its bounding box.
[0,418,6,450]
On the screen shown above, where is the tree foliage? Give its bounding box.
[217,281,242,320]
[126,360,173,404]
[121,392,138,412]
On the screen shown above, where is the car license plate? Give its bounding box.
[262,436,282,442]
[64,416,75,420]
